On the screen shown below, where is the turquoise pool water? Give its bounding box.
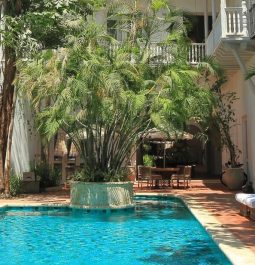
[0,196,231,265]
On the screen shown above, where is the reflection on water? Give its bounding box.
[0,197,231,265]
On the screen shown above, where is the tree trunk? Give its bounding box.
[4,88,16,194]
[0,0,21,193]
[0,2,5,191]
[0,48,16,194]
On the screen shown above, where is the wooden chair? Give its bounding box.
[137,166,162,189]
[171,165,192,189]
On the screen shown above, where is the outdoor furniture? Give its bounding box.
[137,166,162,188]
[171,165,192,189]
[151,167,180,187]
[235,193,255,220]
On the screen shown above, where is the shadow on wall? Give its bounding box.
[11,97,39,175]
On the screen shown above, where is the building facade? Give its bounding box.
[9,0,255,187]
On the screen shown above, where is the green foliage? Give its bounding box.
[10,171,21,196]
[150,62,215,137]
[0,0,104,57]
[213,87,241,167]
[142,144,154,166]
[143,154,154,167]
[34,162,61,188]
[143,144,151,153]
[73,168,129,182]
[17,21,153,182]
[17,1,218,182]
[246,66,255,80]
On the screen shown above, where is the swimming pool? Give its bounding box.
[0,196,231,265]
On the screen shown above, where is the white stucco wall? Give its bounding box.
[244,56,255,187]
[227,0,244,7]
[221,70,245,163]
[221,54,255,187]
[170,0,220,14]
[11,97,40,176]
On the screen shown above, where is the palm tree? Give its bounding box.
[0,0,100,194]
[17,22,152,181]
[17,1,217,182]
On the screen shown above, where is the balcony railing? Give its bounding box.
[206,5,249,56]
[188,43,206,64]
[225,7,244,35]
[109,43,205,65]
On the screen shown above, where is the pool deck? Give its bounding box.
[0,180,255,264]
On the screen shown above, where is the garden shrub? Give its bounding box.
[10,171,21,196]
[34,162,61,189]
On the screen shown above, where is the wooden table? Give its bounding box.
[151,167,180,187]
[151,167,180,173]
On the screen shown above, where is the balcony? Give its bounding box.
[188,43,206,64]
[109,43,205,65]
[206,6,250,56]
[204,1,255,70]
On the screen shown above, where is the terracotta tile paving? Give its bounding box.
[0,190,70,205]
[0,180,254,255]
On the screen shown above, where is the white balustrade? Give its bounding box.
[188,43,206,64]
[206,3,250,56]
[109,43,205,65]
[147,44,173,65]
[225,7,244,35]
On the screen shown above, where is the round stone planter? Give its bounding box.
[70,181,134,209]
[222,168,246,190]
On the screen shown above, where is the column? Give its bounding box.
[204,0,208,39]
[221,0,227,37]
[242,0,248,36]
[212,0,216,25]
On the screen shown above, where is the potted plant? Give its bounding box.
[213,81,246,190]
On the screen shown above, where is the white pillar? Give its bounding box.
[212,0,216,25]
[221,0,227,37]
[204,0,209,39]
[242,0,248,36]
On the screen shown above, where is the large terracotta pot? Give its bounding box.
[222,168,246,190]
[71,181,134,209]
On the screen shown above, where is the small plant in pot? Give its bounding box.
[213,82,246,190]
[142,144,155,167]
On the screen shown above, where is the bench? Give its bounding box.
[235,193,255,220]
